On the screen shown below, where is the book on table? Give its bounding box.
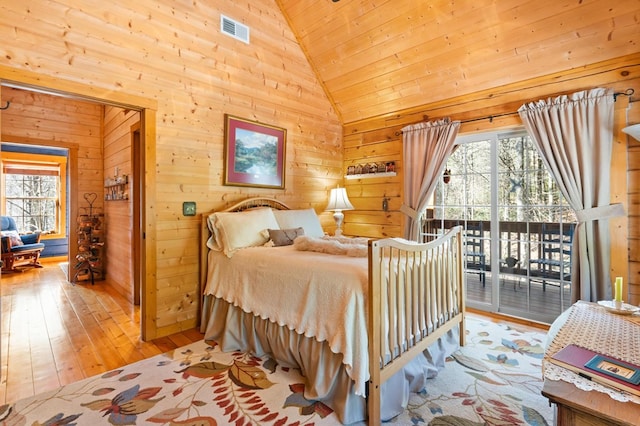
[549,344,640,396]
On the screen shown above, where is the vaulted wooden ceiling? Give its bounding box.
[275,0,639,124]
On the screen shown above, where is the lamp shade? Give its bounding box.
[325,187,354,212]
[622,124,640,142]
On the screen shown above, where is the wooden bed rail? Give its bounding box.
[367,226,466,425]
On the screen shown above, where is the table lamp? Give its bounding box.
[325,187,354,236]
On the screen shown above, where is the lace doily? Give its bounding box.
[543,301,640,404]
[544,362,640,403]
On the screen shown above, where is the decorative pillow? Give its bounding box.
[273,208,325,238]
[267,227,304,247]
[20,233,40,245]
[208,208,280,257]
[1,230,23,247]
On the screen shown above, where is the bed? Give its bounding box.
[199,197,466,425]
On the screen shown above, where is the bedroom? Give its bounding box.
[0,0,639,420]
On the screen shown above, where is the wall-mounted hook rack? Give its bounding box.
[0,101,10,110]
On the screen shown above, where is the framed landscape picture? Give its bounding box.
[224,114,286,189]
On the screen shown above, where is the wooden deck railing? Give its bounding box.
[421,219,575,283]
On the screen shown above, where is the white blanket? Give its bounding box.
[204,245,370,395]
[293,235,369,257]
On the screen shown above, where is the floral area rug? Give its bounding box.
[1,342,340,426]
[390,316,553,426]
[1,316,552,426]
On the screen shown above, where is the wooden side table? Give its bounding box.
[542,379,640,425]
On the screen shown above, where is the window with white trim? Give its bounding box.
[2,152,67,237]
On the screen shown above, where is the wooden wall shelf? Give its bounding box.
[345,172,396,180]
[105,175,129,201]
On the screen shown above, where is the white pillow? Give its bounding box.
[207,208,280,257]
[1,230,23,247]
[273,208,325,238]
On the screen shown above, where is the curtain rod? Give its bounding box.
[395,88,635,136]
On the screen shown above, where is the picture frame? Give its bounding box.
[224,114,286,189]
[585,354,640,385]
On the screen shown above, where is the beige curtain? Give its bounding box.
[401,118,460,241]
[518,88,624,302]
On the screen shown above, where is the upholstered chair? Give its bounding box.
[1,216,45,272]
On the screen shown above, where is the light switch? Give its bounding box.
[183,201,196,216]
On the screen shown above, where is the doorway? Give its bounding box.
[0,71,157,339]
[132,123,142,306]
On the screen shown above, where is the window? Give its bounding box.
[2,151,67,237]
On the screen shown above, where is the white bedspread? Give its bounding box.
[204,245,370,395]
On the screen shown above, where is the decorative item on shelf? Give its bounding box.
[104,174,129,187]
[443,168,451,184]
[345,160,397,179]
[325,186,354,236]
[105,173,129,201]
[622,124,640,142]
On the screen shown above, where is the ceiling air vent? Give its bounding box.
[220,15,250,44]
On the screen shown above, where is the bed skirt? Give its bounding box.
[200,295,460,424]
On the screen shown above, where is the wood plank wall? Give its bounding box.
[627,102,640,305]
[103,106,138,303]
[342,54,640,303]
[0,0,342,337]
[343,127,404,238]
[1,88,103,200]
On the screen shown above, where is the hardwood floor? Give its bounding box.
[0,261,203,404]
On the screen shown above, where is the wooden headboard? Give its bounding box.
[198,197,292,322]
[216,197,291,213]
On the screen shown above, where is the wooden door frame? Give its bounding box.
[131,123,142,306]
[0,65,158,340]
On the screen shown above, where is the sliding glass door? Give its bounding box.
[428,130,575,324]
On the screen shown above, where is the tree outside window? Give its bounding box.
[5,173,58,233]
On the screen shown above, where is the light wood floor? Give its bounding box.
[0,261,203,404]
